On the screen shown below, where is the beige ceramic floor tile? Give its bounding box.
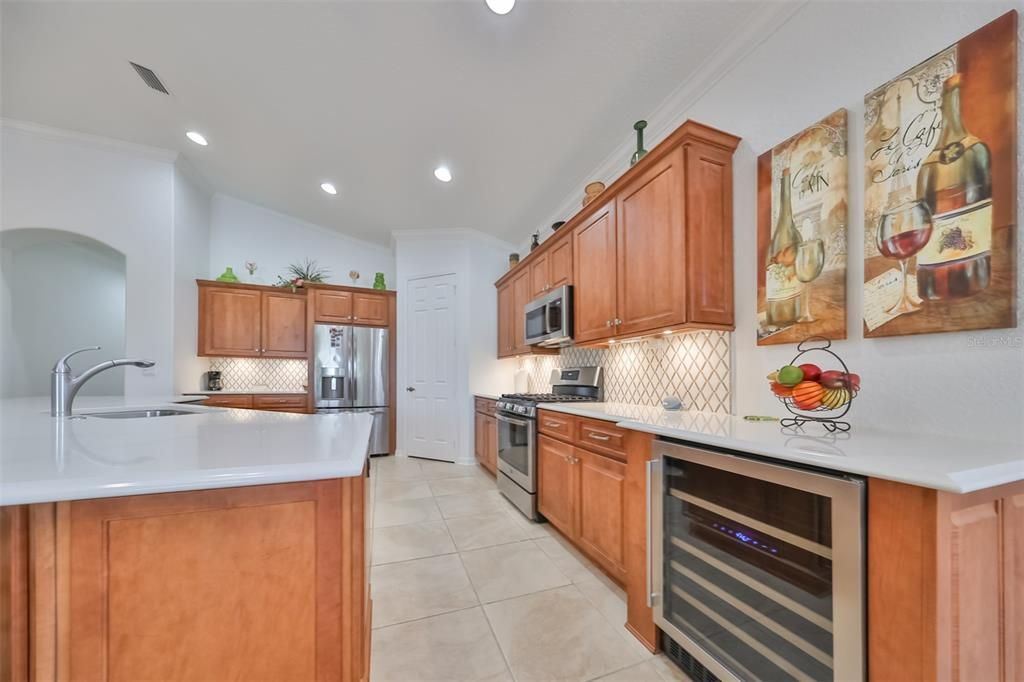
[460,539,570,603]
[370,607,509,681]
[373,457,426,481]
[575,574,628,628]
[436,490,512,519]
[507,511,558,539]
[428,475,496,497]
[593,659,679,681]
[375,479,433,502]
[444,511,531,551]
[483,585,648,681]
[415,458,480,480]
[371,553,478,628]
[650,655,690,681]
[533,535,606,583]
[372,496,441,528]
[372,520,456,565]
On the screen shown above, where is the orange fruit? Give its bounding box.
[792,381,825,410]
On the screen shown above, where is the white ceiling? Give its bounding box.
[2,1,763,245]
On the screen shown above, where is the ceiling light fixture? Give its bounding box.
[433,165,453,183]
[485,0,515,15]
[320,182,338,195]
[185,131,208,146]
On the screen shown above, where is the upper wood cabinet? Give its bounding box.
[573,201,618,344]
[313,289,388,326]
[496,282,516,358]
[199,283,305,358]
[529,234,573,298]
[497,119,739,351]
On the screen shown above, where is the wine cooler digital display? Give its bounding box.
[650,442,864,682]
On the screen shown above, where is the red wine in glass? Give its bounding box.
[875,199,933,315]
[878,226,933,260]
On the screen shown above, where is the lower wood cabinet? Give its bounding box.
[1,477,371,682]
[201,393,308,413]
[473,399,498,475]
[537,434,577,536]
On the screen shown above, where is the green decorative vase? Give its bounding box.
[630,120,648,166]
[216,267,240,283]
[372,272,387,290]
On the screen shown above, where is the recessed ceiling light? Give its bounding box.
[185,131,207,146]
[320,182,337,195]
[486,0,515,15]
[433,165,453,183]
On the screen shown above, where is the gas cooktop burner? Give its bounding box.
[500,393,598,403]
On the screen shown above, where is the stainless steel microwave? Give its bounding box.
[524,285,573,347]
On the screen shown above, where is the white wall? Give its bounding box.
[1,123,176,396]
[209,194,394,288]
[0,230,126,397]
[517,1,1024,442]
[394,230,516,464]
[172,161,212,393]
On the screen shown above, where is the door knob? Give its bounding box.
[406,386,416,392]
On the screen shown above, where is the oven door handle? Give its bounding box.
[497,413,530,429]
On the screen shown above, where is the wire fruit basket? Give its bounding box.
[769,336,859,432]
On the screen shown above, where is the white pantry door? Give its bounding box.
[404,274,458,462]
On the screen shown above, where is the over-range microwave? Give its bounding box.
[524,285,573,347]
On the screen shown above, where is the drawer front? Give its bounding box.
[252,394,308,411]
[474,397,496,415]
[576,417,627,460]
[202,394,254,409]
[537,411,576,440]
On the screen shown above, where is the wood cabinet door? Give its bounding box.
[199,286,262,357]
[474,412,486,464]
[496,283,515,358]
[548,236,573,290]
[62,479,367,681]
[537,434,577,538]
[530,252,550,298]
[313,289,353,323]
[261,291,308,358]
[684,141,734,326]
[615,147,687,336]
[573,201,618,344]
[485,415,499,474]
[201,394,254,409]
[352,292,388,326]
[575,448,627,581]
[511,270,532,354]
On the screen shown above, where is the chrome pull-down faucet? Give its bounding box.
[50,346,156,417]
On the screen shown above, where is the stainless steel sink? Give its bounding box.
[88,409,201,419]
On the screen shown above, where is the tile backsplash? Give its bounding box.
[517,331,732,413]
[208,358,308,392]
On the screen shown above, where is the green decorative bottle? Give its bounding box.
[373,272,387,290]
[630,120,648,166]
[216,267,240,283]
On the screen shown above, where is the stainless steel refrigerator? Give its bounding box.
[314,324,390,455]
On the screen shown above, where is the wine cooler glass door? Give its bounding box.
[650,442,864,682]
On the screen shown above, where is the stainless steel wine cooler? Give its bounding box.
[648,440,865,681]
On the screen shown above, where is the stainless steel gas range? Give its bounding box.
[495,366,602,520]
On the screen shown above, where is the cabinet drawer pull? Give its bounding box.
[544,420,563,427]
[587,433,611,441]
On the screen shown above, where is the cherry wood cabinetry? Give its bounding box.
[497,270,549,358]
[313,289,354,324]
[529,234,573,298]
[495,120,739,353]
[2,476,371,682]
[198,282,306,359]
[313,288,388,326]
[473,397,498,475]
[496,282,516,358]
[536,411,627,584]
[200,394,255,409]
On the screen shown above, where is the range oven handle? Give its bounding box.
[497,412,530,429]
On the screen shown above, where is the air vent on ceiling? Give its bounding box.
[129,61,169,95]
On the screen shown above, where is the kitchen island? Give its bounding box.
[534,402,1024,682]
[0,398,375,682]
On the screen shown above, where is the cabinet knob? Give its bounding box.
[606,320,612,327]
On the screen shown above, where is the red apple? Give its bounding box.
[821,370,860,391]
[798,363,822,383]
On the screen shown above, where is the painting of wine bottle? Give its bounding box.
[757,109,848,345]
[862,11,1017,338]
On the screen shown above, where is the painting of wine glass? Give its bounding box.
[862,11,1017,338]
[757,109,848,345]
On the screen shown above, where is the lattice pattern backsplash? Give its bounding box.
[207,358,308,392]
[518,331,732,413]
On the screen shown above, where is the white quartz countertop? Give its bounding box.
[0,396,373,506]
[537,402,1024,494]
[183,389,307,395]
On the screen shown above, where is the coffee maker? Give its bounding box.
[202,371,223,391]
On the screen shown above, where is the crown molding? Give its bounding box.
[528,0,807,248]
[1,118,180,163]
[390,228,517,252]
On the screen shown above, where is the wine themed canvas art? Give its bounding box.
[862,11,1017,338]
[757,109,849,345]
